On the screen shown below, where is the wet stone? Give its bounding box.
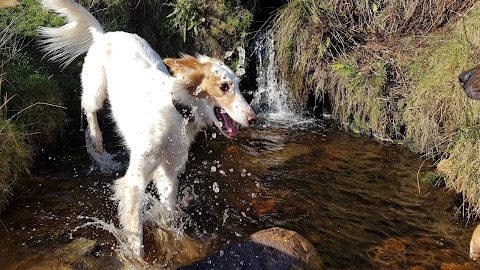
[179,227,323,270]
[8,237,100,270]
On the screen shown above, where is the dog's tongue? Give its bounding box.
[221,112,239,136]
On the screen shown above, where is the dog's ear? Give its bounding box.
[165,55,207,97]
[164,55,202,76]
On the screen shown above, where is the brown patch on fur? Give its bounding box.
[164,55,202,75]
[164,55,237,107]
[165,56,207,98]
[198,72,236,112]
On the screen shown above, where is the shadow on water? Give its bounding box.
[0,118,479,269]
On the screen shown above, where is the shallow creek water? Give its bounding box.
[0,118,479,269]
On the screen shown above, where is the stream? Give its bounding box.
[0,118,479,269]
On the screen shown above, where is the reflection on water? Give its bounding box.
[0,119,479,269]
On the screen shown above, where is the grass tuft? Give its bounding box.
[0,107,30,214]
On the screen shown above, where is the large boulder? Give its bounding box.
[180,227,323,270]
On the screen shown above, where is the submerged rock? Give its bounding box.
[7,237,104,270]
[180,227,323,270]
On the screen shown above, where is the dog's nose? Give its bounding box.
[247,114,257,125]
[459,69,473,85]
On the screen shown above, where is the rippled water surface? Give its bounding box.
[0,119,479,269]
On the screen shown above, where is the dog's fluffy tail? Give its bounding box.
[0,0,17,8]
[38,0,104,68]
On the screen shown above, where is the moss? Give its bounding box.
[421,172,445,187]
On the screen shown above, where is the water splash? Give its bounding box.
[72,193,204,268]
[85,130,122,174]
[251,30,314,128]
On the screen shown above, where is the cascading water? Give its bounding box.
[251,30,312,126]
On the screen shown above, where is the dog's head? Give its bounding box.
[164,54,256,137]
[459,66,480,100]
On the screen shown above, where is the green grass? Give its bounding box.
[0,116,30,213]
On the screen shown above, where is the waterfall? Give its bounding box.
[251,30,310,125]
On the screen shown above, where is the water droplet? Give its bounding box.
[210,166,217,173]
[212,182,220,193]
[194,86,202,95]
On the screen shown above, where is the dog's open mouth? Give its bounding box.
[214,107,239,137]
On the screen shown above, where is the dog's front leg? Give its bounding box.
[153,165,179,211]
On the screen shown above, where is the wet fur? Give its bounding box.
[38,0,256,258]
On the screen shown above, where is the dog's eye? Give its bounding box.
[219,83,229,92]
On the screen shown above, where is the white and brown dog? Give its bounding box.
[38,0,256,257]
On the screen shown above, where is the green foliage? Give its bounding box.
[1,50,67,148]
[0,0,64,37]
[167,0,206,42]
[191,0,253,58]
[79,0,132,32]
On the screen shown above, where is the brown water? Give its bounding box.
[0,119,479,269]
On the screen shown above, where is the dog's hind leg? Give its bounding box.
[81,48,107,153]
